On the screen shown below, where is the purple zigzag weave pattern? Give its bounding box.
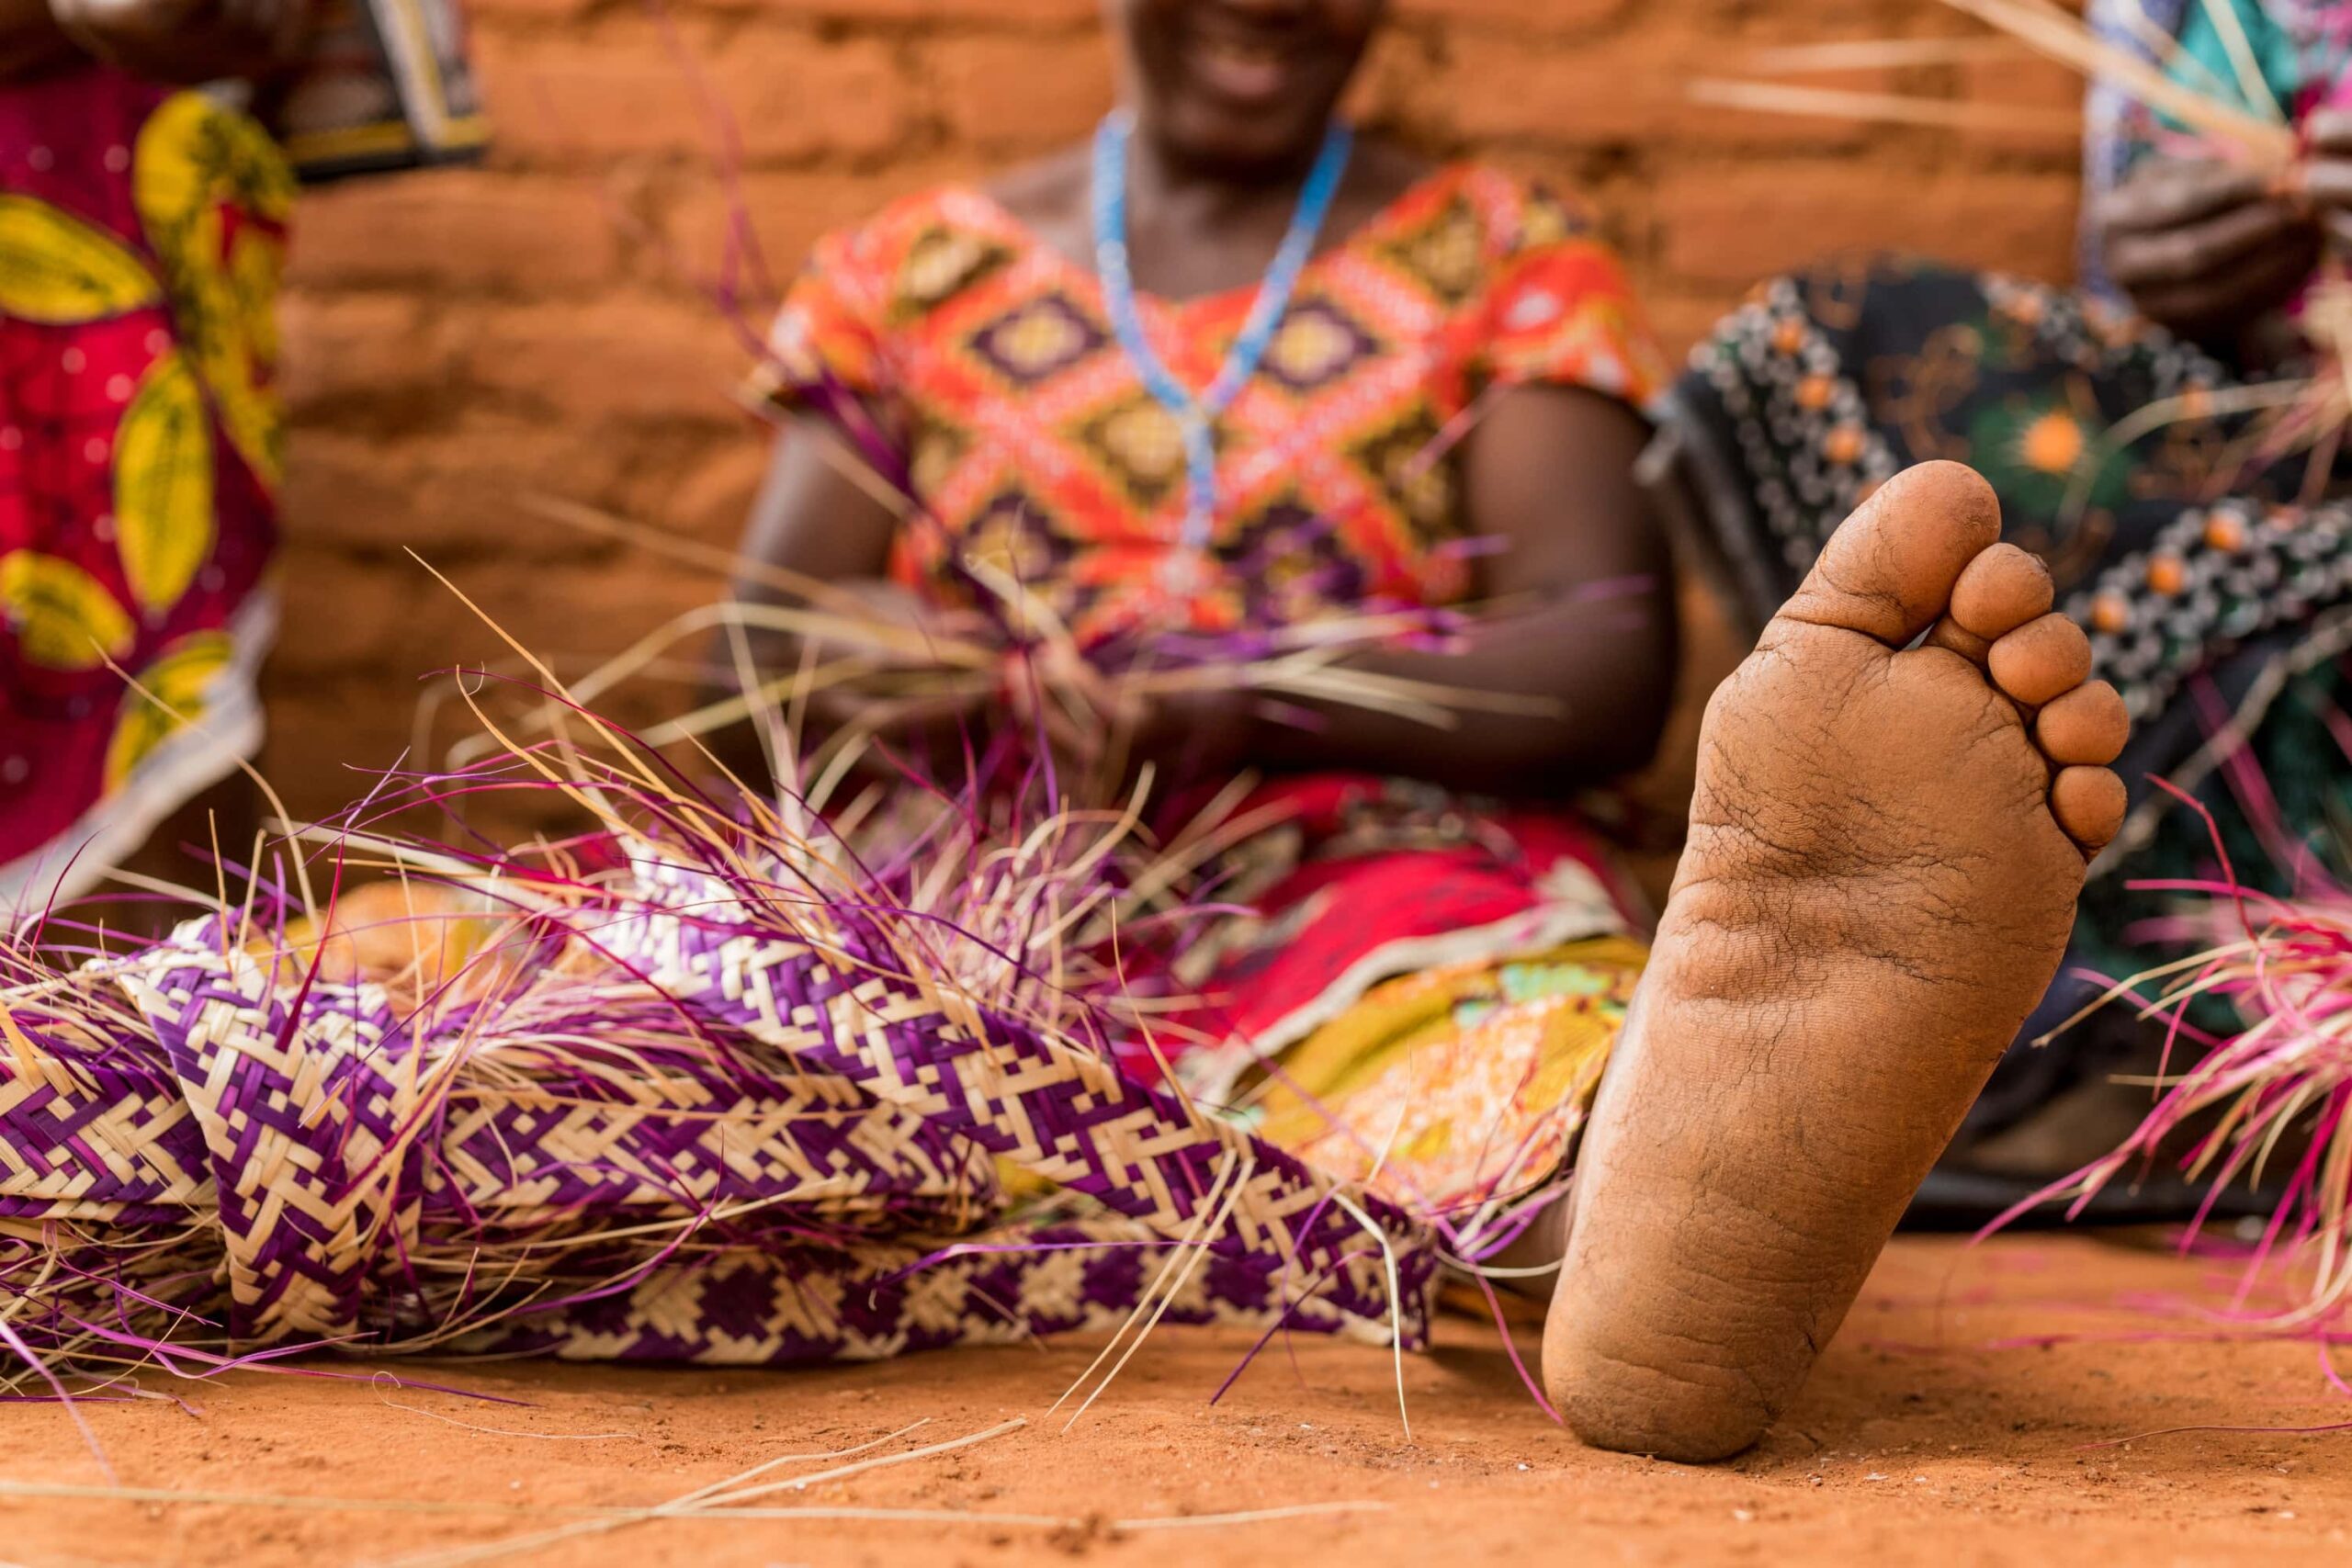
[0,841,1438,1377]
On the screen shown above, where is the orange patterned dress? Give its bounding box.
[756,162,1668,650]
[757,162,1670,1218]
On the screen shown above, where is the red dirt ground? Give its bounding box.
[2,1234,2347,1566]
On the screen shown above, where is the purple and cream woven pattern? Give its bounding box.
[0,824,1438,1380]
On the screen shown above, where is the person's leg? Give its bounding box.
[1544,461,2126,1461]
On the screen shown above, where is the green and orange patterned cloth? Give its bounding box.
[0,68,288,904]
[757,163,1668,1213]
[1671,7,2352,1155]
[1674,254,2352,1145]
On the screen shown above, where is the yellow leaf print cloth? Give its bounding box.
[0,66,286,906]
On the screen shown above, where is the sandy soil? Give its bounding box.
[1,1234,2346,1567]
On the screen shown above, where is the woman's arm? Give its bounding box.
[734,418,904,601]
[1218,385,1679,798]
[715,415,902,728]
[710,420,986,783]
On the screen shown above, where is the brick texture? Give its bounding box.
[267,0,2091,821]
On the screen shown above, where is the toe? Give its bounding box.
[2035,681,2130,766]
[1779,461,2003,646]
[2052,765,2127,852]
[1987,613,2093,708]
[1924,617,1992,666]
[1949,544,2054,640]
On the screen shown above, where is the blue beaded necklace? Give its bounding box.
[1090,108,1355,578]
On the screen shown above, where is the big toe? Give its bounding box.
[1779,461,2003,647]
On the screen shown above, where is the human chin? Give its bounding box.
[1148,84,1335,172]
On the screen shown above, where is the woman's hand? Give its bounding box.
[46,0,305,83]
[2098,154,2318,344]
[2298,109,2352,255]
[1106,676,1260,787]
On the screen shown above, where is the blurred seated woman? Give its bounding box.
[0,0,481,925]
[734,1,2143,1463]
[0,0,303,916]
[1669,0,2352,1200]
[734,0,1679,1223]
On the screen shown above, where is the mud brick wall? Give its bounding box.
[267,0,2090,822]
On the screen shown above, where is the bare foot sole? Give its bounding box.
[1544,461,2128,1462]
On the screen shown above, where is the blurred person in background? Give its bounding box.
[0,0,480,920]
[1668,0,2352,1207]
[732,0,1680,1225]
[728,0,2156,1464]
